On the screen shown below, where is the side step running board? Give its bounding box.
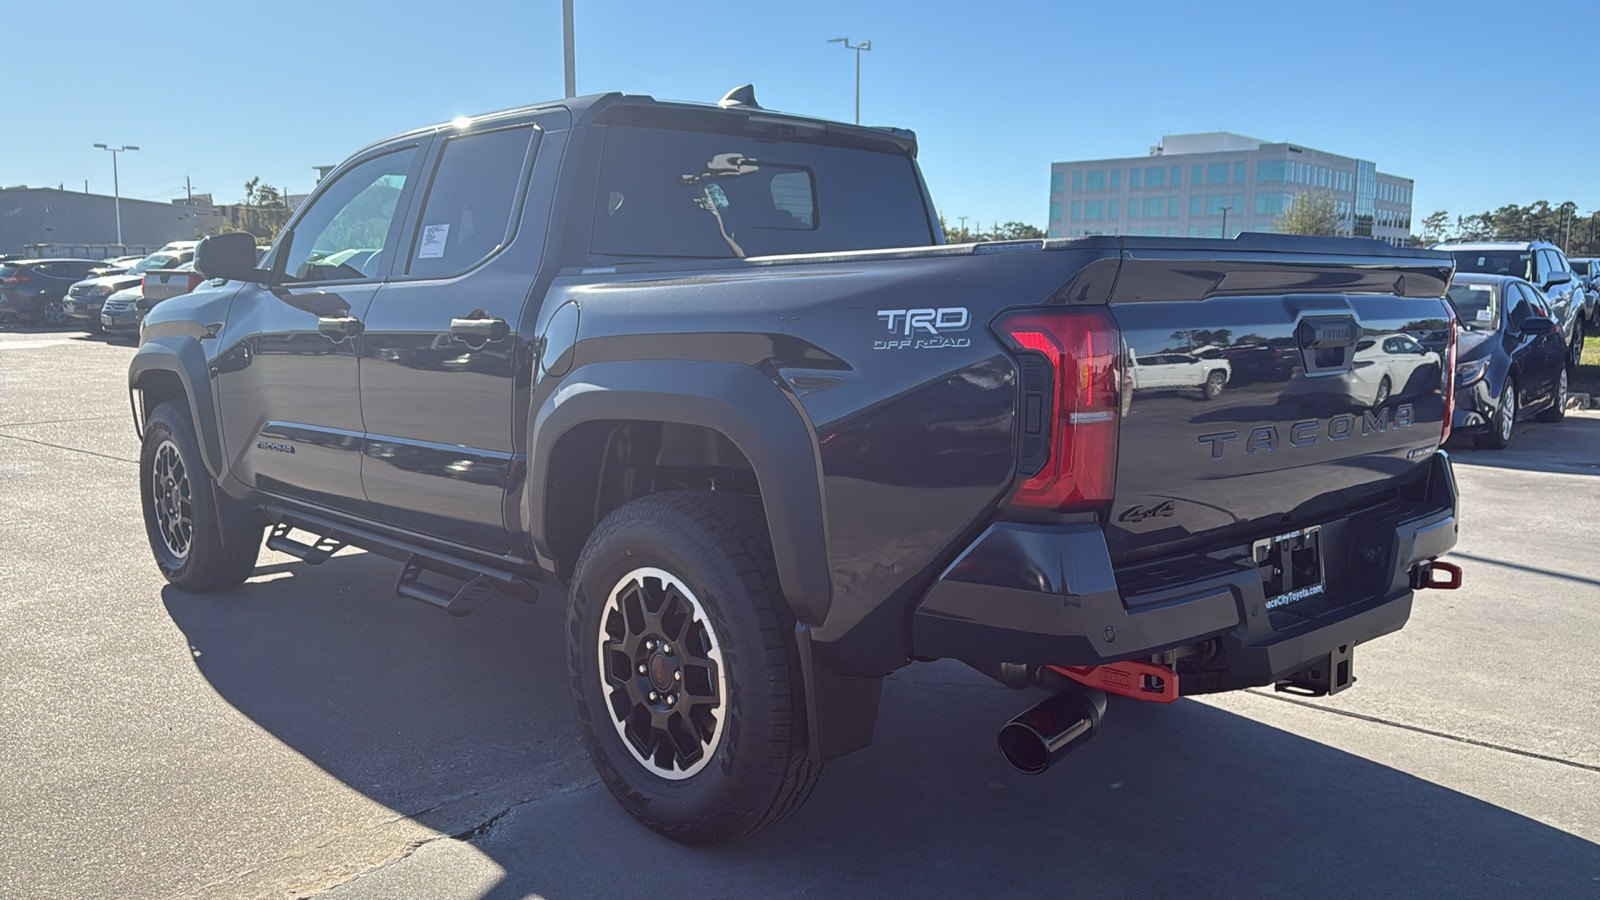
[262,505,546,617]
[266,522,347,565]
[396,556,507,617]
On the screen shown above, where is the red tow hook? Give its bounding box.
[1046,660,1180,703]
[1420,560,1463,590]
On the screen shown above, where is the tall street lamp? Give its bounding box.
[94,143,139,247]
[562,0,576,98]
[826,37,872,124]
[1220,205,1231,238]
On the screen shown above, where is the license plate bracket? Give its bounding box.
[1254,525,1325,612]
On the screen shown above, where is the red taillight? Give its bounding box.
[0,273,30,284]
[1441,305,1458,444]
[997,308,1121,510]
[186,273,204,292]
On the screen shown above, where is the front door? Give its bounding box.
[216,144,424,514]
[357,122,544,554]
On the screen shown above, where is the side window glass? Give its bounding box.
[281,148,418,283]
[1508,285,1536,330]
[1539,251,1560,283]
[406,126,536,278]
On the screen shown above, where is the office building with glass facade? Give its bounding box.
[1046,132,1414,245]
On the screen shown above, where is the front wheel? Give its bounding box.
[1537,367,1568,423]
[567,491,821,845]
[1475,379,1517,450]
[1201,370,1226,400]
[1373,376,1392,407]
[140,400,264,590]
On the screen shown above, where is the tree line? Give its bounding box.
[939,219,1045,243]
[1420,202,1600,255]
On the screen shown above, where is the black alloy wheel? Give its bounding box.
[140,400,264,590]
[567,490,821,845]
[598,567,727,778]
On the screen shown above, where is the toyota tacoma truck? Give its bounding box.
[129,86,1463,845]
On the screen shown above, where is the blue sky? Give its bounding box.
[7,0,1598,229]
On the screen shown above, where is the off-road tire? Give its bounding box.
[567,490,821,845]
[140,400,263,590]
[1475,379,1517,450]
[1537,367,1568,423]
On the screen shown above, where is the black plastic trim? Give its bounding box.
[527,359,832,625]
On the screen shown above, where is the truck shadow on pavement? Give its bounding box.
[164,554,1600,900]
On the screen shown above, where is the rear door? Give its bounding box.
[357,119,547,553]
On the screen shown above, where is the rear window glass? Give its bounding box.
[1446,281,1498,329]
[591,125,933,260]
[1450,250,1531,280]
[406,125,535,278]
[1570,260,1589,276]
[133,254,179,273]
[0,266,17,278]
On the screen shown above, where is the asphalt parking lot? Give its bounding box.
[2,327,1598,900]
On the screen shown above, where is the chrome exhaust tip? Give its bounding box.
[997,688,1107,775]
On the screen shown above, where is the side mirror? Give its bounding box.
[1520,316,1559,336]
[194,232,268,283]
[1544,270,1572,288]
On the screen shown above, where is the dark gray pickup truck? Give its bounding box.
[130,86,1462,844]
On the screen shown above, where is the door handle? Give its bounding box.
[450,316,510,342]
[318,316,363,339]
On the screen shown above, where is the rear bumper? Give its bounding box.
[912,451,1458,687]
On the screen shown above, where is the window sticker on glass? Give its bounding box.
[419,224,450,258]
[1476,309,1493,321]
[1469,284,1492,290]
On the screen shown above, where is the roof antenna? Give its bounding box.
[718,84,761,110]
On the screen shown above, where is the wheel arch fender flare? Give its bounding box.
[128,335,225,480]
[527,359,832,625]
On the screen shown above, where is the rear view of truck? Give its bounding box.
[911,235,1462,773]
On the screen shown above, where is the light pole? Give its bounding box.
[1220,205,1231,238]
[93,143,139,247]
[562,0,576,98]
[826,37,872,124]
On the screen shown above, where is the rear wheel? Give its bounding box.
[1537,367,1568,423]
[567,491,821,844]
[1475,379,1517,450]
[39,298,66,327]
[140,400,263,590]
[1373,376,1392,407]
[1202,370,1226,400]
[1571,321,1586,370]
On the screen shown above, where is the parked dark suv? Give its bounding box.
[0,259,105,325]
[1433,240,1588,367]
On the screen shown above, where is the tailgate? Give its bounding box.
[142,271,187,302]
[1105,245,1453,564]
